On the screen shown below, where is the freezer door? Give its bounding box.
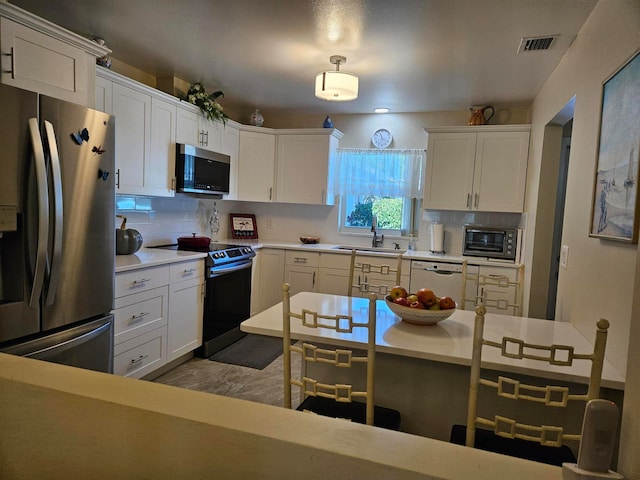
[0,84,40,342]
[0,316,114,373]
[39,96,115,330]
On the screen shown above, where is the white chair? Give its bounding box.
[451,305,610,466]
[282,283,401,430]
[347,249,403,298]
[460,261,525,316]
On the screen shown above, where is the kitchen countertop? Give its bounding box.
[216,239,521,267]
[115,248,208,273]
[114,240,520,273]
[242,292,625,390]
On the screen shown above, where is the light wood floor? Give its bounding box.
[153,352,300,408]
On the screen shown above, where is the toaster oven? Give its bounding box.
[463,226,517,261]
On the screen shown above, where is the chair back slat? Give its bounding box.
[347,250,403,299]
[465,305,610,455]
[460,261,525,316]
[282,283,379,426]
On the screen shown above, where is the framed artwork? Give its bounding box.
[230,213,258,239]
[590,49,640,243]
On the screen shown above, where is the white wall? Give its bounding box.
[523,0,640,375]
[524,2,639,476]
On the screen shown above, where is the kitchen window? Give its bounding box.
[332,148,425,236]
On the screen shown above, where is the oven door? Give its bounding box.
[199,260,253,357]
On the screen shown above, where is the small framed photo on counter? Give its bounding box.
[230,213,258,239]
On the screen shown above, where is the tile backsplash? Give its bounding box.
[116,195,525,254]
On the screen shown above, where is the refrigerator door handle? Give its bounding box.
[43,120,64,306]
[27,118,49,308]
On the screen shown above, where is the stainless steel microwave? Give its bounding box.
[175,143,230,195]
[463,226,517,261]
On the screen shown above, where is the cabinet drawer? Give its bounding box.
[113,326,167,379]
[113,286,168,345]
[285,250,319,267]
[319,253,349,269]
[115,265,169,298]
[170,259,204,283]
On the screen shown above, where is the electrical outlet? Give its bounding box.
[560,245,569,269]
[266,218,274,229]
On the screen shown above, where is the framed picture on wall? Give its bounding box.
[590,49,640,243]
[230,213,258,239]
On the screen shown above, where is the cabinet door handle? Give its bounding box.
[116,168,121,189]
[9,47,15,79]
[269,187,272,201]
[130,354,149,365]
[466,193,471,208]
[133,278,151,285]
[203,130,209,146]
[131,312,149,321]
[183,268,197,274]
[474,193,479,208]
[293,257,308,263]
[322,189,325,203]
[313,271,316,287]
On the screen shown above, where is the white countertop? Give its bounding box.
[220,239,521,267]
[115,247,208,272]
[241,292,625,390]
[115,240,519,273]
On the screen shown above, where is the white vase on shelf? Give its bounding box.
[250,109,264,127]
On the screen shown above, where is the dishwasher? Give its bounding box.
[409,260,478,307]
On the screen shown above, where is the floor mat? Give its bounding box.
[208,334,285,370]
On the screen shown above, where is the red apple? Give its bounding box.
[393,297,410,307]
[416,288,437,307]
[409,300,425,309]
[389,286,408,301]
[439,296,456,310]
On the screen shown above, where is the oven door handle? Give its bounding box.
[208,261,252,277]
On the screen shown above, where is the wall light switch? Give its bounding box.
[560,245,569,270]
[266,218,275,229]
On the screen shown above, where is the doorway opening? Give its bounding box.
[529,96,574,319]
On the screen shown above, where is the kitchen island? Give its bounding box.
[241,292,624,444]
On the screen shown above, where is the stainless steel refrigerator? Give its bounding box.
[0,83,115,373]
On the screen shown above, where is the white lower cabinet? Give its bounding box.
[253,249,285,313]
[284,251,319,295]
[167,261,204,362]
[113,259,204,378]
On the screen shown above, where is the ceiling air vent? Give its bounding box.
[517,35,559,53]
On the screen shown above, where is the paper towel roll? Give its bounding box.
[431,223,444,252]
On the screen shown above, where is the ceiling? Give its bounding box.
[10,0,598,115]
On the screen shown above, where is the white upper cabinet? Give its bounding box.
[276,130,341,205]
[236,129,277,202]
[234,127,342,204]
[0,3,108,106]
[99,68,177,197]
[423,126,530,212]
[175,103,222,151]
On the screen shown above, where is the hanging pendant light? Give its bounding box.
[315,55,359,101]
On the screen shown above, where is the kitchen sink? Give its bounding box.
[332,245,407,255]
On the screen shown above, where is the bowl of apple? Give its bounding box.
[385,286,457,325]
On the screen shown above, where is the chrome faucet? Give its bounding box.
[371,216,384,248]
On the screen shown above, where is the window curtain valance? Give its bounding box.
[332,148,426,198]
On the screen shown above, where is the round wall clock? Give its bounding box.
[372,128,392,149]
